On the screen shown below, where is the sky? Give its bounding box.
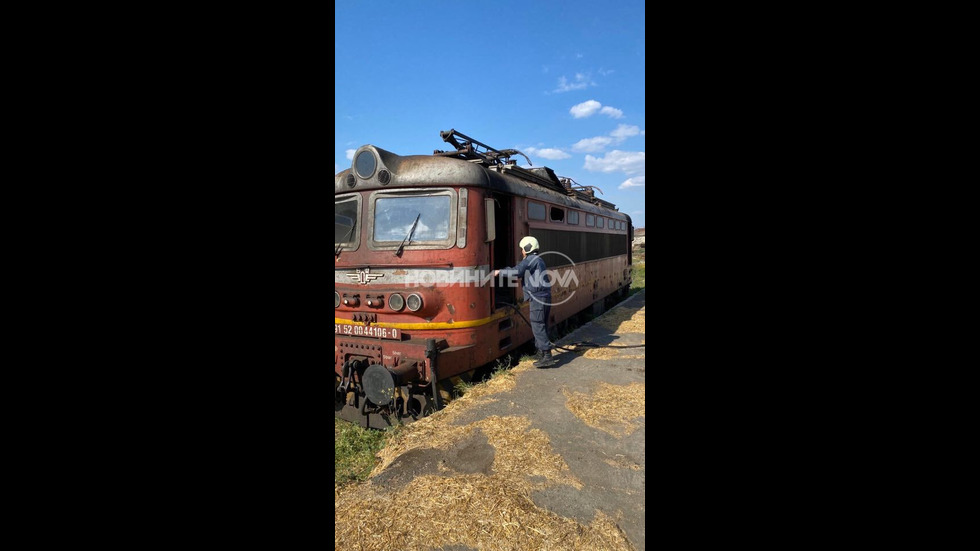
[335,0,645,229]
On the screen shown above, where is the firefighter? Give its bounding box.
[494,236,557,368]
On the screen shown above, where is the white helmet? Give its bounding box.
[519,236,540,253]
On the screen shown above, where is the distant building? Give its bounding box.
[633,227,645,248]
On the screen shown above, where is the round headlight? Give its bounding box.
[354,150,377,179]
[388,293,404,311]
[335,291,341,308]
[406,293,423,312]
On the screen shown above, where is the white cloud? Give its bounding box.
[553,73,594,93]
[571,124,641,154]
[335,163,339,173]
[600,106,624,118]
[583,150,645,175]
[571,136,614,153]
[570,100,624,119]
[570,100,602,118]
[525,146,571,160]
[618,176,646,189]
[345,149,355,160]
[610,124,640,140]
[598,68,615,76]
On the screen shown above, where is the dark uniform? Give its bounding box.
[498,252,552,354]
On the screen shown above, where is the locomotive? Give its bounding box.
[335,129,634,427]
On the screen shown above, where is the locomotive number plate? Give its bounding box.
[335,324,401,340]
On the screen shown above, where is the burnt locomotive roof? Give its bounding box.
[336,129,625,219]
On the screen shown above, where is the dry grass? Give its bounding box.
[372,415,581,490]
[594,306,645,334]
[563,304,645,360]
[562,382,645,438]
[336,474,633,550]
[603,455,643,471]
[368,356,536,475]
[579,348,644,359]
[337,414,633,550]
[581,346,620,359]
[335,354,636,550]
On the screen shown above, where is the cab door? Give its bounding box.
[489,194,517,311]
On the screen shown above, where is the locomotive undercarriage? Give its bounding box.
[335,336,480,429]
[334,373,455,429]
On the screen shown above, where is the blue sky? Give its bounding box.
[335,1,645,229]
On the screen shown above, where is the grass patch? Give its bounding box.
[630,261,645,295]
[492,362,516,380]
[454,379,475,396]
[335,418,396,486]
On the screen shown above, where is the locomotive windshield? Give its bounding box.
[373,195,451,242]
[335,195,359,245]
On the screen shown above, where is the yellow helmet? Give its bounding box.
[519,236,540,253]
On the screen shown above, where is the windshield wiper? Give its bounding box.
[335,224,356,256]
[395,213,421,257]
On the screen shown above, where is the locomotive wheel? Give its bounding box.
[406,395,424,418]
[410,393,435,419]
[407,377,459,418]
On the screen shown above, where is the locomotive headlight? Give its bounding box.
[335,291,341,308]
[388,293,405,311]
[406,293,423,312]
[354,150,377,179]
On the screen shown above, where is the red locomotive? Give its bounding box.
[335,130,634,427]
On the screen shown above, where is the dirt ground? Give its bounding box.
[335,291,646,551]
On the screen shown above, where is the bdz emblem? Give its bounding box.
[347,268,384,285]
